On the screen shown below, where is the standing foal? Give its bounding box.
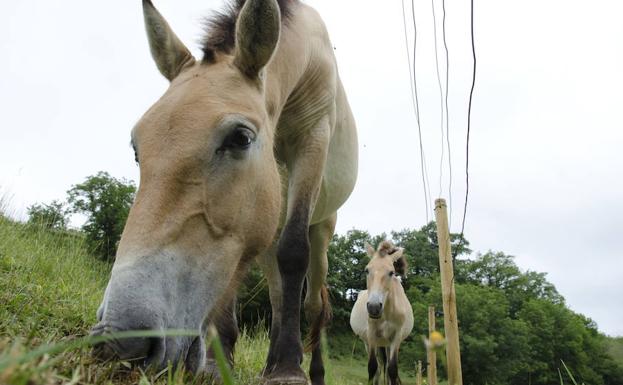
[350,241,414,385]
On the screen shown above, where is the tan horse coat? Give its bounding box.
[92,1,357,384]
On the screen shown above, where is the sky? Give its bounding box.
[1,1,622,336]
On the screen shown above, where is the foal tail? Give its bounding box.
[305,285,332,352]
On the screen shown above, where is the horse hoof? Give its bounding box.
[263,377,309,385]
[263,367,309,385]
[203,359,223,384]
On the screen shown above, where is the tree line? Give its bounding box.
[239,225,623,385]
[27,171,135,261]
[28,172,623,384]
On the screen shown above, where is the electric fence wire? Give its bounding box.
[441,0,452,227]
[411,0,434,222]
[401,0,431,224]
[453,0,476,259]
[431,0,446,200]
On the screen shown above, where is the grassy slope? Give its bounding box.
[0,216,110,341]
[0,215,421,385]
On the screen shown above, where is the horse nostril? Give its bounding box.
[366,302,383,317]
[90,323,121,361]
[90,323,165,367]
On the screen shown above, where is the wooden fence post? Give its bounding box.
[416,360,423,385]
[434,198,463,385]
[428,305,438,385]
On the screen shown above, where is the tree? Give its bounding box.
[460,251,563,316]
[27,200,68,230]
[233,224,623,384]
[67,172,136,261]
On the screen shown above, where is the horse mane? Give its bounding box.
[393,255,408,277]
[201,0,297,63]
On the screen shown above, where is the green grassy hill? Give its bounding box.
[0,213,417,385]
[4,208,617,385]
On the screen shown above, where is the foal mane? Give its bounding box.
[377,240,397,257]
[201,0,297,63]
[376,241,408,277]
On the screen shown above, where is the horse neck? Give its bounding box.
[263,4,332,124]
[384,279,404,318]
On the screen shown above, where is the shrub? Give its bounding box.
[67,172,136,261]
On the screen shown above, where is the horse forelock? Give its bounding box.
[376,240,396,257]
[201,0,297,63]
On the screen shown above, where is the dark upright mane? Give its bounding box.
[201,0,296,62]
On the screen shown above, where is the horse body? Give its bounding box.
[265,2,358,225]
[92,1,356,384]
[350,242,414,385]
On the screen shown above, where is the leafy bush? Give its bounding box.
[26,200,68,230]
[67,171,136,261]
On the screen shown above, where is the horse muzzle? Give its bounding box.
[91,255,213,372]
[367,301,383,319]
[90,322,205,372]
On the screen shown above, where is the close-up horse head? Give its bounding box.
[91,0,284,372]
[91,0,358,382]
[363,241,407,319]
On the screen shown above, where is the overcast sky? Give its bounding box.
[1,0,622,336]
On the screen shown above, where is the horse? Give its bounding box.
[90,1,358,384]
[350,241,413,385]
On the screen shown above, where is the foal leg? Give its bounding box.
[256,245,283,376]
[204,258,253,379]
[367,345,378,385]
[305,213,336,385]
[206,297,239,378]
[377,347,387,385]
[387,346,400,385]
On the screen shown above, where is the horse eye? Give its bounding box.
[389,271,395,277]
[223,127,254,150]
[364,268,369,275]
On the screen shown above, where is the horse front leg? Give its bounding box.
[367,345,378,385]
[387,345,401,385]
[205,297,239,380]
[257,244,283,376]
[305,213,336,385]
[264,122,330,385]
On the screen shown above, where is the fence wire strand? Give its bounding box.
[402,0,432,224]
[454,0,476,259]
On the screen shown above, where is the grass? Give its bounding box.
[558,360,585,385]
[0,207,423,385]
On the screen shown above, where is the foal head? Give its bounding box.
[91,0,285,371]
[364,241,407,319]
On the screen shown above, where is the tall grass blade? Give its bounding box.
[561,360,581,385]
[0,329,199,371]
[208,326,236,385]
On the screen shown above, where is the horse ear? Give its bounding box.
[143,0,196,81]
[234,0,281,79]
[389,247,404,261]
[365,242,375,257]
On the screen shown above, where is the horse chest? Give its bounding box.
[368,319,398,347]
